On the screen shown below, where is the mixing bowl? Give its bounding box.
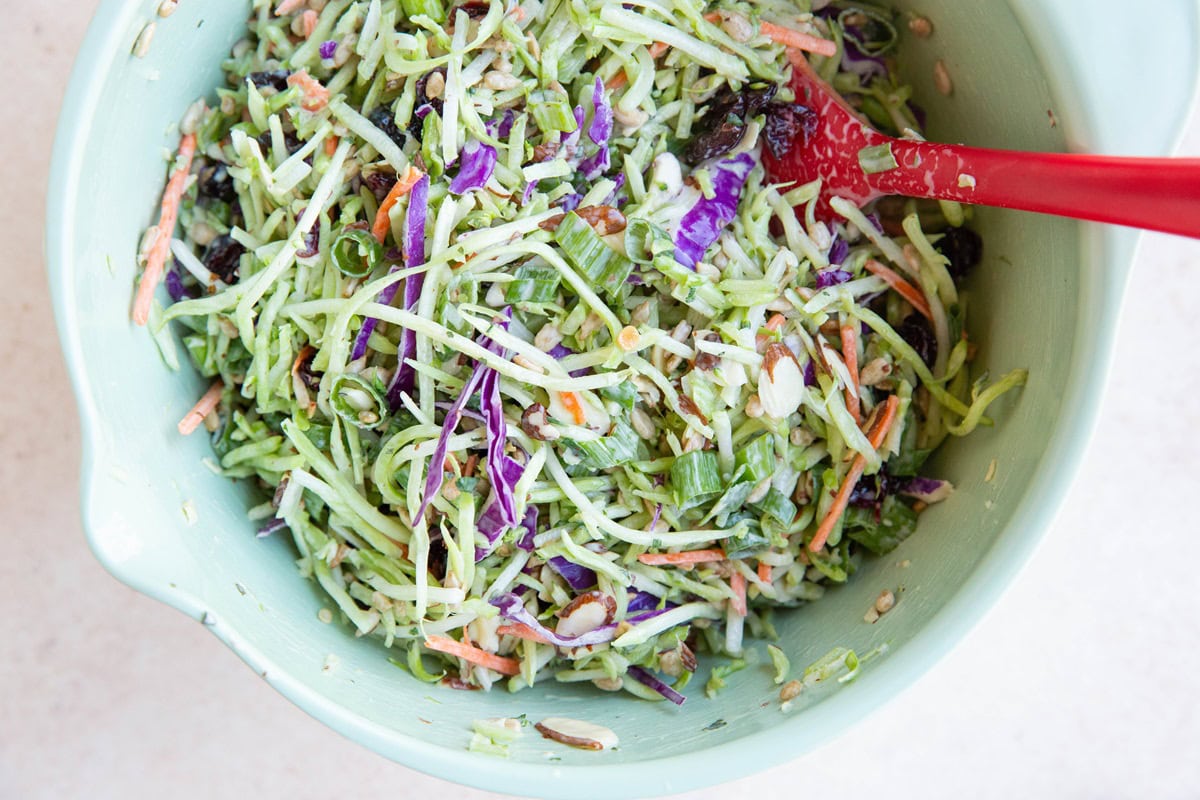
[47,1,1198,796]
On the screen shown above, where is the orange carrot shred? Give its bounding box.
[637,549,726,567]
[275,0,305,15]
[558,391,586,425]
[286,69,330,112]
[809,395,901,553]
[606,41,670,89]
[372,165,425,243]
[324,135,338,157]
[300,9,318,38]
[757,561,772,583]
[497,623,550,644]
[840,322,861,424]
[133,132,197,326]
[730,571,748,616]
[178,380,224,435]
[864,259,933,321]
[424,634,521,675]
[759,21,838,58]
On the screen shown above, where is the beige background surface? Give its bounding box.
[4,2,1200,798]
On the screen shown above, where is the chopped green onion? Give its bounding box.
[671,450,723,510]
[331,227,384,278]
[554,212,634,298]
[504,264,562,303]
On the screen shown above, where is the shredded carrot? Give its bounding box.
[864,259,933,321]
[372,165,425,243]
[637,549,726,567]
[840,322,861,424]
[702,11,722,22]
[275,0,305,14]
[606,41,670,90]
[730,571,748,616]
[497,623,550,644]
[178,380,224,435]
[300,9,318,38]
[133,132,197,326]
[558,391,586,425]
[757,561,772,583]
[286,69,330,112]
[809,395,901,552]
[424,635,521,675]
[324,135,339,157]
[765,313,786,332]
[508,5,526,21]
[759,21,838,58]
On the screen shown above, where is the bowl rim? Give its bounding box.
[46,1,1199,797]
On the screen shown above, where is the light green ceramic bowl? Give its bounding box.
[47,1,1197,796]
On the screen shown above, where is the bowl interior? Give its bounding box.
[55,1,1086,796]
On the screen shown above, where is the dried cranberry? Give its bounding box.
[408,69,446,139]
[294,347,321,392]
[203,234,245,283]
[428,534,448,581]
[197,163,236,202]
[256,129,302,155]
[247,69,290,92]
[362,170,398,202]
[935,227,983,280]
[849,467,895,512]
[368,107,406,147]
[450,0,490,18]
[897,313,936,367]
[762,103,818,160]
[683,84,777,163]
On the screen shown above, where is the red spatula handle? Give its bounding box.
[872,141,1200,239]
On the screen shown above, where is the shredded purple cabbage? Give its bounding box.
[482,365,525,529]
[559,193,583,212]
[589,76,613,145]
[829,236,850,265]
[319,40,338,60]
[164,266,193,302]
[803,360,816,387]
[580,147,610,180]
[490,592,619,647]
[673,153,755,269]
[521,180,536,205]
[448,139,498,194]
[604,173,626,205]
[516,505,539,551]
[548,556,598,590]
[815,268,853,289]
[626,590,665,614]
[381,174,430,404]
[627,665,686,705]
[497,108,516,138]
[256,518,287,538]
[900,477,953,503]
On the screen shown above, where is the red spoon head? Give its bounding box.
[762,54,889,219]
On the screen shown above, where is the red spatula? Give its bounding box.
[761,55,1200,238]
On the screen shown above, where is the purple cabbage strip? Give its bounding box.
[381,174,430,405]
[626,590,664,614]
[411,309,512,528]
[521,180,536,204]
[516,505,539,551]
[548,556,598,590]
[548,343,590,378]
[673,153,756,270]
[164,266,193,302]
[803,360,816,387]
[448,139,498,195]
[563,105,586,149]
[414,103,433,120]
[319,39,338,60]
[589,76,613,145]
[815,268,853,289]
[482,366,525,528]
[841,45,888,81]
[497,108,516,138]
[490,593,621,647]
[828,236,850,265]
[900,477,953,503]
[579,147,610,180]
[603,173,626,205]
[256,518,287,538]
[627,665,686,705]
[474,499,509,561]
[559,193,583,212]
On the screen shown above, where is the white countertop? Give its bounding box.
[4,3,1199,797]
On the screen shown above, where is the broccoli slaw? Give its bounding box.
[136,0,1026,703]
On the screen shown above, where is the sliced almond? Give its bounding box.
[758,343,805,420]
[556,592,617,638]
[535,717,619,750]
